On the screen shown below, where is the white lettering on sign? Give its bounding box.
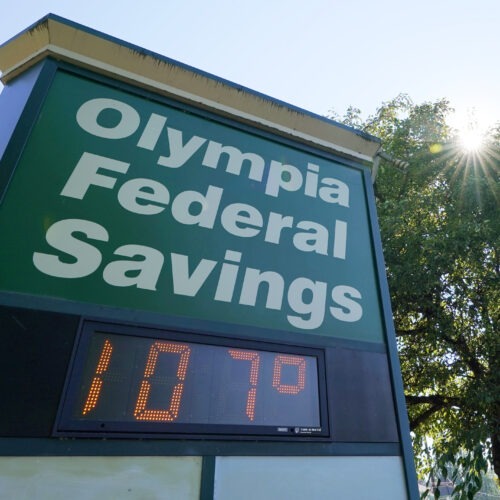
[35,219,363,329]
[59,152,347,260]
[33,219,108,278]
[31,96,369,332]
[76,98,140,139]
[203,142,265,181]
[73,98,350,206]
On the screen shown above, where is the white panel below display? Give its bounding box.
[0,456,202,500]
[214,456,408,500]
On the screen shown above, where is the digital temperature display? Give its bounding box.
[56,323,327,438]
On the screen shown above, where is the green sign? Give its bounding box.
[0,71,384,343]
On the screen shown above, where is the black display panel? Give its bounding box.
[56,322,328,438]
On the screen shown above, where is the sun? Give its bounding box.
[459,127,485,153]
[449,107,490,154]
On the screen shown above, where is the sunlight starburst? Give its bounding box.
[459,127,484,153]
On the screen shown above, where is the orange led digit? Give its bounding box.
[60,328,323,435]
[134,341,191,422]
[82,339,113,415]
[272,355,306,395]
[228,349,260,421]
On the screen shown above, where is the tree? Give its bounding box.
[331,96,499,497]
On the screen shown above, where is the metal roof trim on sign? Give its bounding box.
[0,14,381,162]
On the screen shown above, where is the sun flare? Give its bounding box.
[449,107,491,154]
[459,127,484,153]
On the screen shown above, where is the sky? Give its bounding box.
[0,0,499,133]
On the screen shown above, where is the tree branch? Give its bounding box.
[396,326,429,337]
[410,404,443,431]
[438,332,486,378]
[406,394,461,430]
[416,306,486,378]
[406,394,460,406]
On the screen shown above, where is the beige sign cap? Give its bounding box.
[0,14,381,163]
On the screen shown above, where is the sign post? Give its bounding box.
[0,15,418,499]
